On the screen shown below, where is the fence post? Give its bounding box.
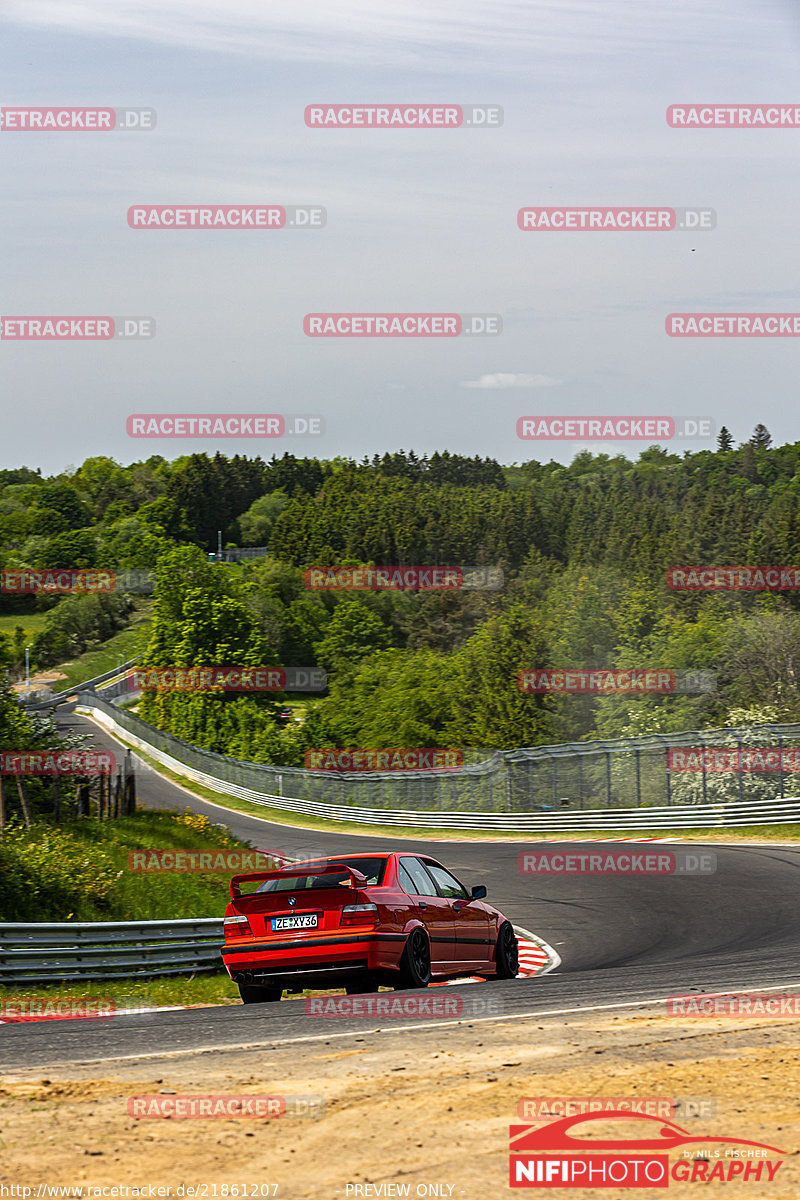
[52,775,61,824]
[16,777,32,827]
[76,783,89,817]
[594,741,612,809]
[654,735,671,805]
[577,754,584,810]
[736,731,744,804]
[772,726,784,799]
[0,773,5,834]
[635,748,641,807]
[126,770,136,815]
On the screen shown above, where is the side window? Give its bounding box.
[396,862,419,895]
[424,863,469,900]
[399,856,438,897]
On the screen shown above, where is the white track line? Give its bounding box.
[34,982,800,1067]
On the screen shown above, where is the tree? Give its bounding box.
[740,442,759,484]
[717,427,733,452]
[239,492,288,546]
[31,483,90,529]
[37,530,98,570]
[751,424,772,450]
[315,600,391,675]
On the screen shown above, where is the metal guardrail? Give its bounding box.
[73,656,142,695]
[15,656,143,711]
[0,918,223,984]
[78,694,800,830]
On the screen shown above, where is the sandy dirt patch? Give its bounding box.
[0,1006,797,1198]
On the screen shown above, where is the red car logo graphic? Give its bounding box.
[510,1109,785,1154]
[509,1111,786,1189]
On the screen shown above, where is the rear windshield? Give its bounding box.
[256,856,387,892]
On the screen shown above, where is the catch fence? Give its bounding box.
[77,693,800,827]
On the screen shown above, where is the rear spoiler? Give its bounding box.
[230,862,368,900]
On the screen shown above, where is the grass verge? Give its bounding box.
[0,972,241,1011]
[0,611,49,642]
[0,806,265,922]
[51,603,152,692]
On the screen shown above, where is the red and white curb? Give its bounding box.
[431,925,560,987]
[0,1003,192,1024]
[1,931,561,1021]
[428,837,678,843]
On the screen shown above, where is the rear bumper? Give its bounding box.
[221,931,406,988]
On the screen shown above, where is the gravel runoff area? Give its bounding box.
[0,1001,797,1198]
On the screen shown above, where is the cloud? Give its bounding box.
[461,372,562,389]
[1,0,705,67]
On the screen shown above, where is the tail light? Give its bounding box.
[340,903,378,928]
[224,913,252,938]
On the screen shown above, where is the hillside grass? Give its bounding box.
[0,611,50,642]
[51,602,152,692]
[0,805,257,922]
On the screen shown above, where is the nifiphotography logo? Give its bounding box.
[508,1110,785,1187]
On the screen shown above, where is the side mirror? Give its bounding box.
[470,885,487,901]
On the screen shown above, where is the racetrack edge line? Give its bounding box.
[17,981,800,1069]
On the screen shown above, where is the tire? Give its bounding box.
[395,928,431,989]
[494,922,519,979]
[345,977,380,995]
[238,982,282,1004]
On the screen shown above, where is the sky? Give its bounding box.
[2,0,800,473]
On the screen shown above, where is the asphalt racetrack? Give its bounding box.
[2,708,799,1071]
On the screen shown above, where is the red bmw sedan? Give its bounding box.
[221,851,519,1003]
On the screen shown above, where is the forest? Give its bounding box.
[2,425,799,763]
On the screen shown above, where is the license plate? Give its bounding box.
[271,913,318,932]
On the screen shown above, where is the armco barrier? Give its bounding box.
[76,693,800,830]
[16,656,142,711]
[0,919,223,984]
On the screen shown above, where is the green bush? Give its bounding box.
[0,808,252,922]
[0,823,120,920]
